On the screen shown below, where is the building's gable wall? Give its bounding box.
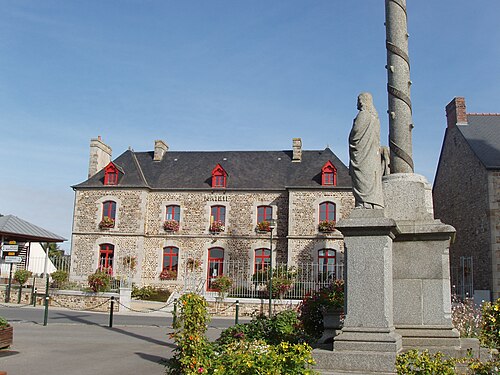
[433,127,492,295]
[488,171,500,299]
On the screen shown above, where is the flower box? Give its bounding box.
[209,220,225,233]
[99,217,115,229]
[163,220,179,232]
[0,325,13,349]
[159,269,178,280]
[255,221,272,233]
[318,220,336,233]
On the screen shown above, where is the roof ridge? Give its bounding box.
[131,152,149,187]
[468,113,500,116]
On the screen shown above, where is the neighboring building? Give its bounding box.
[433,97,500,301]
[70,137,354,291]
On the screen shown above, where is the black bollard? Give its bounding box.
[235,300,239,325]
[109,296,115,328]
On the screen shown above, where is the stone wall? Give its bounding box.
[71,187,354,288]
[488,172,500,299]
[433,126,492,295]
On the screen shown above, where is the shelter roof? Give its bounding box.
[0,215,66,243]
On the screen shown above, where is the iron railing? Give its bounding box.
[195,260,345,300]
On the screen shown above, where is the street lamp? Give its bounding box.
[268,219,276,317]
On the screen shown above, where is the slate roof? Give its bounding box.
[0,215,66,242]
[74,148,352,190]
[458,114,500,169]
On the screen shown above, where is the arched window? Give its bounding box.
[254,248,270,274]
[319,201,336,222]
[102,200,116,220]
[99,243,114,274]
[321,161,337,186]
[163,246,179,271]
[257,206,272,223]
[211,163,227,188]
[166,205,180,222]
[318,249,336,282]
[207,247,224,291]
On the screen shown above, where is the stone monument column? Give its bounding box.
[386,0,414,174]
[384,0,460,351]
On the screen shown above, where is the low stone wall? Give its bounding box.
[48,290,119,312]
[0,286,118,312]
[205,298,301,317]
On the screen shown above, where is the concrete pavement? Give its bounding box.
[0,305,237,375]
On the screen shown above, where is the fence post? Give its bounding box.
[43,295,49,326]
[109,296,115,328]
[235,300,239,325]
[172,298,178,327]
[32,287,37,306]
[43,276,49,326]
[17,285,22,304]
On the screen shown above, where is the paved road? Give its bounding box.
[0,304,247,375]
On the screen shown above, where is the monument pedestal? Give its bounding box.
[315,209,402,374]
[383,173,461,352]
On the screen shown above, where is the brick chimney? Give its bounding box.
[292,138,302,162]
[445,97,468,128]
[153,140,169,161]
[88,136,112,178]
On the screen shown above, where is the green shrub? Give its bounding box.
[0,316,9,328]
[166,295,316,375]
[167,293,213,375]
[51,270,69,289]
[131,285,171,302]
[396,350,455,374]
[87,269,111,292]
[480,298,500,349]
[298,279,344,339]
[461,352,500,375]
[216,310,306,347]
[14,269,32,285]
[213,340,317,375]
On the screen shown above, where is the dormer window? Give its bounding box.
[104,163,119,185]
[321,161,337,186]
[211,164,227,188]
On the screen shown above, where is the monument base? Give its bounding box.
[383,173,461,353]
[314,209,402,374]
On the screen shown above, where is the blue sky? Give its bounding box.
[1,1,499,251]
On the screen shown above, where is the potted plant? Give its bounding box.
[186,257,202,271]
[298,279,345,341]
[209,220,225,233]
[318,220,336,233]
[211,275,233,299]
[256,221,271,232]
[99,216,115,229]
[0,316,13,349]
[159,269,178,280]
[88,269,111,292]
[268,277,293,299]
[163,219,180,232]
[14,269,32,303]
[121,255,137,271]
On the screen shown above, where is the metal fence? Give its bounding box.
[24,256,71,275]
[195,260,345,300]
[450,256,474,300]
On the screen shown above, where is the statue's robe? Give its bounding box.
[349,109,384,208]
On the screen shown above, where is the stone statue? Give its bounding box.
[349,92,384,209]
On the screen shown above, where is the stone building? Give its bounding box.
[434,97,500,301]
[70,137,354,291]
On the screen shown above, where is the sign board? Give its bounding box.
[2,244,19,253]
[4,256,22,264]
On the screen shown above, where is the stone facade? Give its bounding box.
[71,170,354,291]
[434,98,500,300]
